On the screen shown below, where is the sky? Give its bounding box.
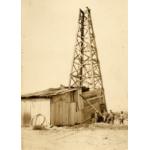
[22,0,128,111]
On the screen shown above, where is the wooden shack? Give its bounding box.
[21,87,107,126]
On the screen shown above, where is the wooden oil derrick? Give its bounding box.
[69,7,107,112]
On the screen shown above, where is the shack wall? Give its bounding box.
[50,90,101,126]
[50,91,78,126]
[21,100,31,126]
[21,98,50,126]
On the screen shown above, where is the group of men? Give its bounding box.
[92,110,125,125]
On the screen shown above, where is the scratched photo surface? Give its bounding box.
[21,0,128,150]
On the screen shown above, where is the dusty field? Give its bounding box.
[22,124,128,150]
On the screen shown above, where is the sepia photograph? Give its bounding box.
[21,0,128,150]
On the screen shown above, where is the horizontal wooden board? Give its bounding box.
[82,89,99,98]
[84,100,100,107]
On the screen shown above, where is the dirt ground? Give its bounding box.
[22,124,128,150]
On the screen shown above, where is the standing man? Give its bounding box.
[102,111,108,123]
[119,111,124,125]
[107,110,115,124]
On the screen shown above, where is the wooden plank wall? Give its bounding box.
[81,89,102,122]
[50,92,74,126]
[50,90,98,126]
[21,98,50,126]
[50,89,105,126]
[50,101,77,126]
[50,101,54,125]
[30,99,50,125]
[62,102,69,125]
[69,103,76,125]
[76,110,84,123]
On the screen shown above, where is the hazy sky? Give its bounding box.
[22,0,128,111]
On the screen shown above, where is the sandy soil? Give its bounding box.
[22,124,128,150]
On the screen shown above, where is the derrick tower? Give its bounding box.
[69,7,107,110]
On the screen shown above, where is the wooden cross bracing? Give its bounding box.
[69,7,104,91]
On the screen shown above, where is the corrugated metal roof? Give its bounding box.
[21,87,77,99]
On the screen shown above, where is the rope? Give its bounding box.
[31,113,46,129]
